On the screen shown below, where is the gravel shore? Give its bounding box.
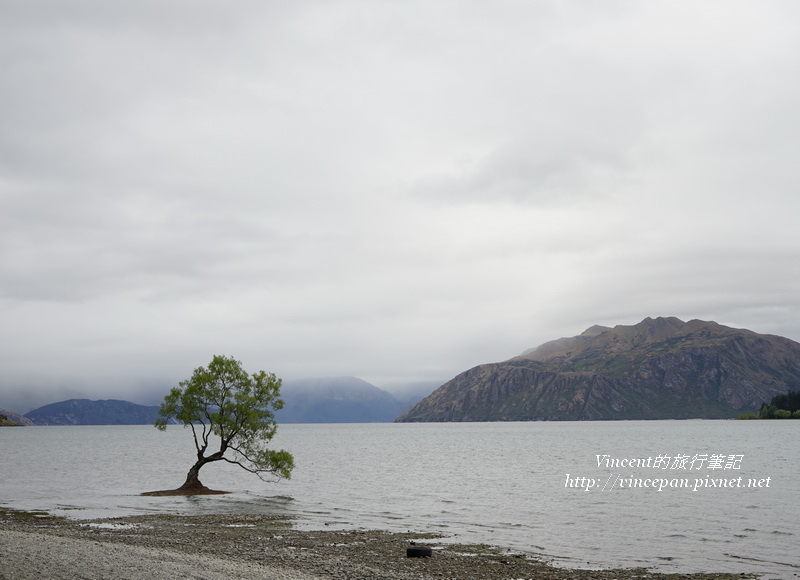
[0,508,758,580]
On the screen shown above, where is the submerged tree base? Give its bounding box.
[141,483,231,496]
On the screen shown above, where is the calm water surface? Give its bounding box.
[1,421,797,578]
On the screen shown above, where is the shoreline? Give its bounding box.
[0,508,759,579]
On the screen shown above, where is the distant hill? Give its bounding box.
[25,399,164,425]
[277,377,406,423]
[17,378,413,425]
[397,317,800,421]
[0,385,88,416]
[384,381,442,412]
[0,408,32,426]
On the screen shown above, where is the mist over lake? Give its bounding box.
[2,421,796,578]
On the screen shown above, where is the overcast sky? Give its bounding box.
[2,1,800,410]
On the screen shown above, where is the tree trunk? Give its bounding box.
[173,459,226,494]
[178,462,206,491]
[141,456,229,496]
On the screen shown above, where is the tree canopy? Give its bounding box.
[756,389,800,419]
[152,355,294,494]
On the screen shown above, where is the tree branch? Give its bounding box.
[188,422,202,454]
[220,456,285,482]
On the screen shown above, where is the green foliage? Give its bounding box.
[768,390,800,413]
[756,390,800,419]
[736,412,758,420]
[156,355,294,482]
[758,391,800,419]
[758,404,776,419]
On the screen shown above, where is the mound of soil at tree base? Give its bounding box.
[141,484,231,496]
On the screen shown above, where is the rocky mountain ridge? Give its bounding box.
[397,317,800,421]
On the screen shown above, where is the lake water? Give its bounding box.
[1,421,797,578]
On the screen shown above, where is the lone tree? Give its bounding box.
[150,355,294,495]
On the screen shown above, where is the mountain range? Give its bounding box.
[23,399,165,426]
[5,377,427,425]
[276,377,406,422]
[7,317,800,424]
[397,317,800,421]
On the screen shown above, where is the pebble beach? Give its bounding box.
[0,508,759,580]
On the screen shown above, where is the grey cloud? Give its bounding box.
[2,1,800,408]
